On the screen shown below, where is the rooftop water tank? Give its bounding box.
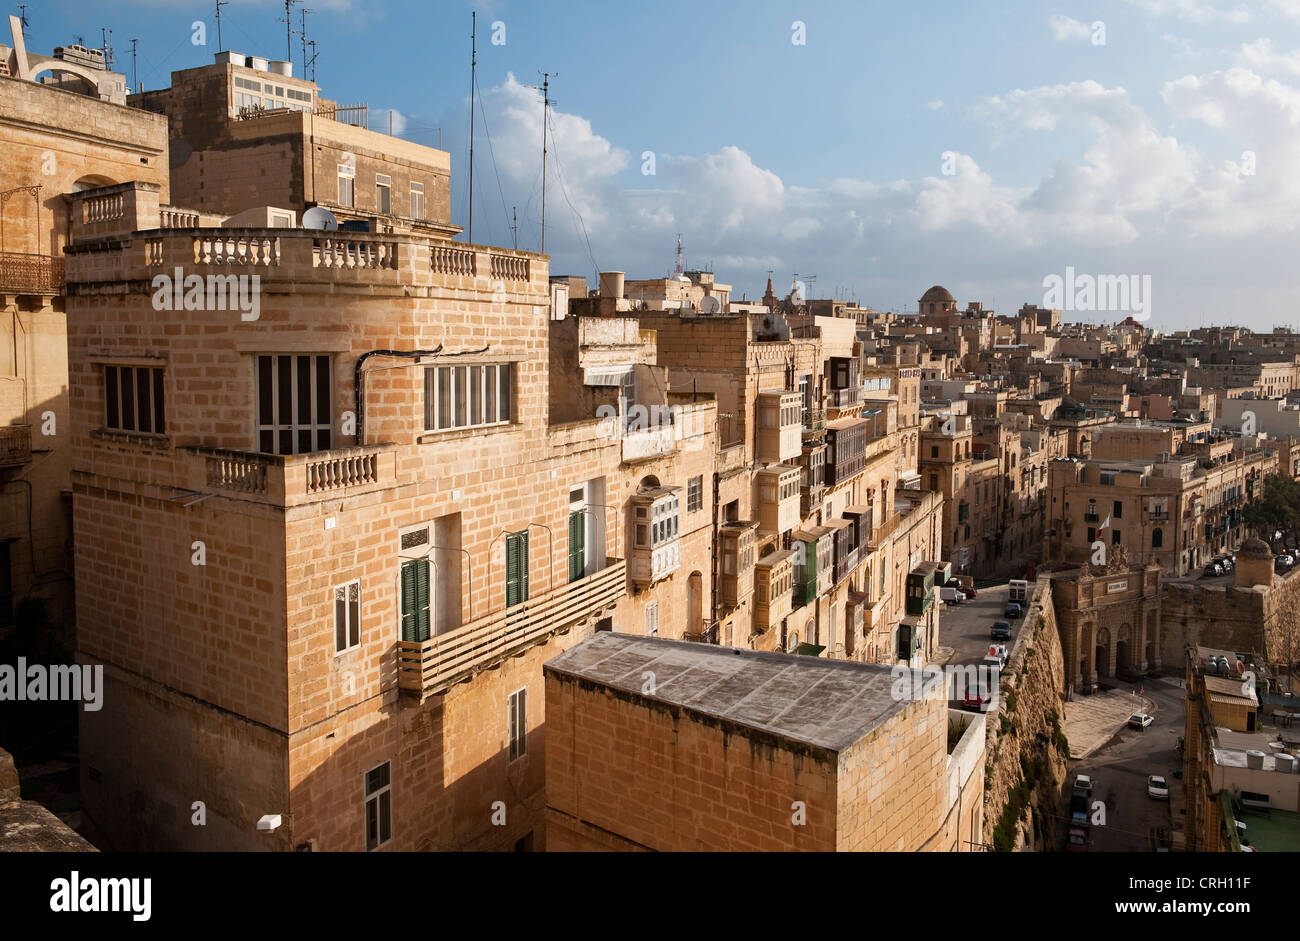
[1275,753,1296,774]
[1246,750,1266,770]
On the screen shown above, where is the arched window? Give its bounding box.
[1152,528,1163,549]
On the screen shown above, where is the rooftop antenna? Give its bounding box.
[306,39,318,81]
[467,11,476,243]
[282,0,299,62]
[17,4,28,30]
[101,28,114,70]
[129,38,138,93]
[527,71,558,254]
[299,7,312,76]
[675,233,684,277]
[511,206,518,250]
[215,0,227,52]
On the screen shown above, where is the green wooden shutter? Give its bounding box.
[568,511,585,583]
[506,531,530,606]
[401,560,430,642]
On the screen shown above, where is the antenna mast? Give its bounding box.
[299,8,312,76]
[511,206,518,250]
[538,71,556,255]
[129,38,138,93]
[675,233,684,277]
[306,40,318,81]
[467,11,476,243]
[283,0,299,62]
[215,0,227,52]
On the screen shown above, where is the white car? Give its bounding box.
[1074,773,1093,795]
[1128,713,1154,730]
[1147,775,1169,800]
[986,644,1009,666]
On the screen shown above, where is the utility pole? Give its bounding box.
[467,11,476,243]
[215,0,227,52]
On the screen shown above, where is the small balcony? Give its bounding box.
[0,424,33,467]
[802,407,826,433]
[0,253,64,294]
[830,386,863,409]
[682,621,719,644]
[187,443,397,507]
[397,559,626,699]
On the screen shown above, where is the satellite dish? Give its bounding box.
[302,207,339,231]
[700,295,722,314]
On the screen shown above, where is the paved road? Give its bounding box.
[936,582,1025,667]
[1062,675,1185,852]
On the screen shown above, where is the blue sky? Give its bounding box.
[24,0,1300,328]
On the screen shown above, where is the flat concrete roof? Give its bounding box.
[545,633,911,753]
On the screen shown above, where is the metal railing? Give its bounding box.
[0,253,64,293]
[0,424,33,466]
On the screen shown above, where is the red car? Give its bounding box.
[1067,826,1089,852]
[962,687,992,712]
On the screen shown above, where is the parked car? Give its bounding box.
[1004,601,1024,619]
[1203,560,1224,577]
[950,574,977,598]
[1070,808,1091,830]
[1074,773,1093,795]
[1220,555,1235,571]
[1069,792,1088,814]
[1276,554,1295,572]
[1008,578,1029,603]
[1066,826,1089,852]
[990,620,1012,641]
[962,686,992,712]
[939,585,967,605]
[987,644,1009,667]
[1147,775,1169,800]
[1129,713,1154,730]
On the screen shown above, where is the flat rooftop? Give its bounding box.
[545,633,911,752]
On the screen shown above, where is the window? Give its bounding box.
[376,174,391,214]
[334,580,361,653]
[410,182,425,220]
[508,688,527,761]
[257,354,332,454]
[364,762,392,851]
[1152,528,1163,548]
[506,530,529,607]
[929,474,938,490]
[1112,529,1122,545]
[424,363,514,431]
[1113,500,1123,520]
[645,602,659,636]
[104,365,165,434]
[338,163,354,206]
[1087,527,1096,544]
[930,445,939,458]
[687,476,703,513]
[400,559,430,642]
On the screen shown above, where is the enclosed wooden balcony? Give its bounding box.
[396,558,626,699]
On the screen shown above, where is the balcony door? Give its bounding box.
[257,354,332,454]
[400,559,431,642]
[506,531,530,607]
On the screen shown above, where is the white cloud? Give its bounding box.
[1237,38,1300,75]
[1124,0,1252,24]
[1048,15,1093,41]
[926,99,946,111]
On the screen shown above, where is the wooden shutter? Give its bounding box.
[401,560,430,642]
[568,511,585,583]
[506,531,529,607]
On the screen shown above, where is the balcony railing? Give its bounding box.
[397,558,626,698]
[0,424,33,467]
[0,253,64,294]
[682,621,719,644]
[830,387,863,409]
[186,443,397,507]
[802,407,826,432]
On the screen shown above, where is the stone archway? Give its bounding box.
[1095,627,1112,679]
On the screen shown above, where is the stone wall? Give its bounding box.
[982,577,1070,850]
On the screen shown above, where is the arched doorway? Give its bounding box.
[1095,627,1111,679]
[1116,623,1131,673]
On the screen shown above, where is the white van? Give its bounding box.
[1008,579,1029,603]
[939,586,966,605]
